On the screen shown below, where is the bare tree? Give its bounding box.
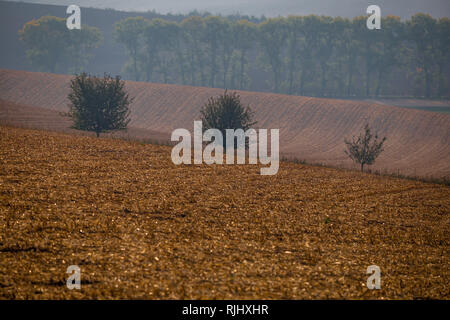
[344,123,387,172]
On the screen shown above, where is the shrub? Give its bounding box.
[68,73,132,137]
[200,90,256,147]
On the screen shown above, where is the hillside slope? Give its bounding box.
[0,99,169,143]
[1,69,449,177]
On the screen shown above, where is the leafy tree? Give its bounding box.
[343,18,361,97]
[68,26,103,73]
[344,124,387,172]
[285,16,304,95]
[407,13,437,98]
[114,17,147,81]
[435,18,450,97]
[373,16,405,96]
[330,17,354,96]
[315,16,336,96]
[204,16,227,88]
[68,73,132,137]
[297,15,323,96]
[218,19,234,88]
[200,90,257,147]
[181,16,207,86]
[233,20,257,90]
[19,16,102,73]
[143,18,179,83]
[353,16,381,97]
[170,23,187,85]
[141,18,158,82]
[258,17,288,93]
[228,52,241,89]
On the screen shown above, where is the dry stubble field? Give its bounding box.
[0,125,449,299]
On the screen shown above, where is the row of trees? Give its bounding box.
[19,14,449,98]
[114,16,256,90]
[114,14,450,98]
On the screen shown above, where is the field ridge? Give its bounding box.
[1,69,449,177]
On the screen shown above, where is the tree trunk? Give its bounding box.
[176,43,186,85]
[134,58,138,81]
[365,64,371,97]
[321,63,327,97]
[223,66,227,88]
[210,42,217,87]
[288,67,294,95]
[361,163,364,172]
[424,66,431,98]
[199,54,206,86]
[240,51,246,89]
[190,54,196,85]
[375,68,383,97]
[223,53,231,88]
[347,68,353,97]
[288,41,297,95]
[273,64,279,93]
[299,69,305,96]
[133,48,138,81]
[438,64,444,98]
[145,65,152,83]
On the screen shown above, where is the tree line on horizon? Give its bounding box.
[19,13,450,98]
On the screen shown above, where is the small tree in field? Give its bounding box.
[200,90,257,147]
[68,73,132,137]
[344,123,387,172]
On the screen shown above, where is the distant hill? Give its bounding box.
[2,1,449,96]
[0,1,178,76]
[0,1,263,85]
[6,0,450,18]
[1,69,449,178]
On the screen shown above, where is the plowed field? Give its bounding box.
[0,126,448,299]
[1,69,449,178]
[0,99,169,143]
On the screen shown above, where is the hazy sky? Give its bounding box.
[8,0,450,18]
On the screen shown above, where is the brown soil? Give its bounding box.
[0,126,448,299]
[0,99,169,144]
[1,69,449,178]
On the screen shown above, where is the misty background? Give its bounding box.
[1,0,449,98]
